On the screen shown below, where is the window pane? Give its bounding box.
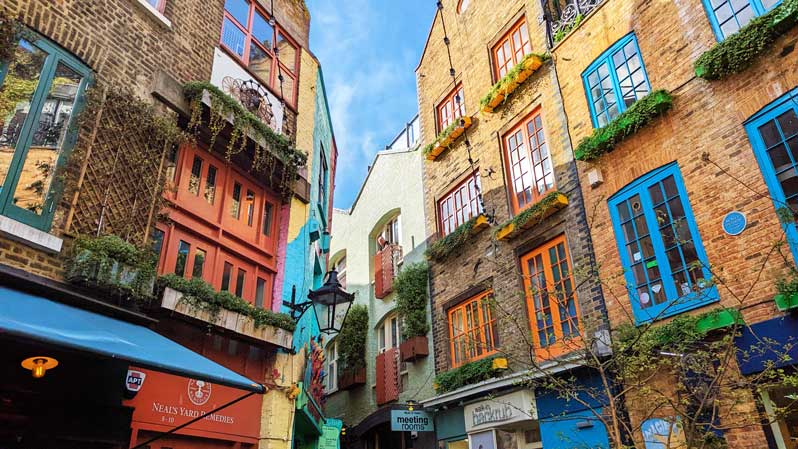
[276,33,297,73]
[205,165,217,204]
[221,17,246,57]
[249,44,273,82]
[12,61,83,215]
[262,201,274,236]
[231,182,241,218]
[277,72,295,103]
[252,11,274,49]
[152,228,165,265]
[224,0,250,27]
[221,262,233,291]
[175,240,190,277]
[192,248,206,279]
[255,277,266,308]
[246,189,255,226]
[235,268,246,297]
[188,156,202,195]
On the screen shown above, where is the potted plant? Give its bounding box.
[775,272,798,312]
[337,304,368,390]
[396,263,431,362]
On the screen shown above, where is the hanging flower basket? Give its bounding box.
[495,192,569,241]
[400,335,430,362]
[425,116,474,161]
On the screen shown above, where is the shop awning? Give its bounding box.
[0,286,264,393]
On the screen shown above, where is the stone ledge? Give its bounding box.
[0,215,63,254]
[131,0,172,29]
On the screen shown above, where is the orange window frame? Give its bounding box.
[436,84,466,133]
[448,291,498,368]
[503,108,555,214]
[492,18,532,80]
[520,235,582,360]
[437,172,482,236]
[220,0,300,107]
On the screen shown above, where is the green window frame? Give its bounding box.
[0,32,92,232]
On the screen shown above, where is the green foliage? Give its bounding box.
[395,263,430,339]
[553,14,585,43]
[0,12,20,63]
[495,191,566,237]
[777,270,798,296]
[183,81,307,198]
[434,356,506,393]
[479,53,550,110]
[65,235,157,304]
[695,0,798,80]
[422,142,435,156]
[158,274,296,331]
[338,304,368,369]
[574,90,673,161]
[425,215,482,261]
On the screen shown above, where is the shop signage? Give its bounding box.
[126,370,146,392]
[318,425,341,449]
[390,410,435,432]
[642,418,685,449]
[464,389,536,433]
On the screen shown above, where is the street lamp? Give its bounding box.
[284,270,355,334]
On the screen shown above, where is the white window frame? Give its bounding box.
[325,340,338,394]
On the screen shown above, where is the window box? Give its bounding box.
[495,192,568,241]
[400,335,429,362]
[338,367,367,390]
[480,53,547,114]
[433,356,508,393]
[694,308,744,333]
[424,116,474,161]
[775,293,798,312]
[425,214,490,261]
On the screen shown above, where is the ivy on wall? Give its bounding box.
[395,262,430,339]
[434,356,506,393]
[338,303,368,370]
[425,215,486,261]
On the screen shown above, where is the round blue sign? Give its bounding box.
[722,211,747,236]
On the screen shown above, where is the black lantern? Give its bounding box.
[308,270,355,334]
[283,270,355,335]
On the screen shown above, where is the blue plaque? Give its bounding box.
[722,211,747,236]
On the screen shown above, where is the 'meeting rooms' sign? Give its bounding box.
[391,410,435,432]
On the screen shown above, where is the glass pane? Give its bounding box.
[778,110,798,139]
[205,165,217,204]
[225,0,250,27]
[221,261,233,291]
[175,240,190,277]
[252,11,274,49]
[235,268,246,297]
[255,277,266,308]
[262,201,273,236]
[278,72,295,103]
[249,44,273,82]
[276,33,297,73]
[188,156,202,195]
[192,248,206,278]
[246,189,255,226]
[231,182,241,218]
[13,62,83,215]
[221,17,246,57]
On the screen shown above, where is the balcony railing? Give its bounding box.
[545,0,606,45]
[376,347,400,405]
[375,244,402,299]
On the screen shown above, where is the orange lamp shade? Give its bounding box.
[21,356,58,378]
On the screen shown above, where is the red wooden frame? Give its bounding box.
[492,17,532,80]
[503,108,555,214]
[436,84,466,133]
[437,172,481,236]
[220,0,300,107]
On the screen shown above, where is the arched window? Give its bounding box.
[457,0,470,13]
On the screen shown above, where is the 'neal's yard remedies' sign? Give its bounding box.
[464,389,537,433]
[390,410,434,432]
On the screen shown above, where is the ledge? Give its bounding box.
[495,192,568,241]
[775,293,798,312]
[0,215,62,253]
[480,54,547,114]
[425,214,490,261]
[425,116,474,161]
[131,0,172,29]
[161,287,294,348]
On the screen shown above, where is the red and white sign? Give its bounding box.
[187,378,212,406]
[126,370,146,392]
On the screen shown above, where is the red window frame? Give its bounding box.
[520,235,582,360]
[448,291,498,368]
[220,0,300,107]
[436,84,466,133]
[503,109,555,214]
[438,172,482,236]
[492,18,532,80]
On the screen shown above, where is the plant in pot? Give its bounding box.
[775,271,798,312]
[396,263,430,362]
[337,304,368,390]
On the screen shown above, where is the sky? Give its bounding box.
[306,0,437,209]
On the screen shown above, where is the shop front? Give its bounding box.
[463,389,540,449]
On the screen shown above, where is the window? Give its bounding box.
[0,34,90,231]
[761,386,798,449]
[175,240,190,277]
[246,189,255,226]
[333,256,347,288]
[188,156,202,195]
[262,201,274,236]
[448,291,498,367]
[205,165,217,204]
[378,313,401,352]
[152,228,165,266]
[192,248,206,279]
[457,0,470,13]
[438,173,482,235]
[219,0,299,105]
[701,0,780,41]
[145,0,166,12]
[255,277,267,308]
[165,145,178,183]
[437,84,466,132]
[231,182,242,218]
[492,18,532,79]
[235,268,246,297]
[583,33,651,128]
[744,90,798,262]
[608,163,715,324]
[521,235,581,359]
[326,340,338,393]
[221,262,233,291]
[318,147,328,209]
[503,110,555,213]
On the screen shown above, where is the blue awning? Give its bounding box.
[0,286,264,393]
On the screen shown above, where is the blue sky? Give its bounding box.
[307,0,437,209]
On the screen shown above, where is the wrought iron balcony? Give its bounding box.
[545,0,606,46]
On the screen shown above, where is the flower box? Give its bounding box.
[426,116,474,161]
[694,308,744,333]
[481,53,547,113]
[426,214,491,261]
[66,248,155,308]
[481,92,505,113]
[338,367,366,390]
[775,293,798,312]
[400,335,430,362]
[495,192,569,241]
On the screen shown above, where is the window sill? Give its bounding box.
[633,288,720,326]
[0,215,63,254]
[131,0,172,29]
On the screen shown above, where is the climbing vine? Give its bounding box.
[395,263,430,339]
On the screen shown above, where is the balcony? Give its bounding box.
[545,0,606,46]
[375,244,402,299]
[376,348,400,405]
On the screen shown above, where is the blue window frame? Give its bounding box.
[701,0,781,41]
[582,33,651,128]
[609,163,717,324]
[744,89,798,262]
[0,32,91,231]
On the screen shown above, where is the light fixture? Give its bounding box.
[21,356,58,378]
[283,270,355,334]
[407,400,417,411]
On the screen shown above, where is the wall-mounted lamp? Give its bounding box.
[21,356,58,379]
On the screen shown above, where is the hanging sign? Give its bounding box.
[642,418,686,449]
[464,389,536,433]
[391,410,435,432]
[318,425,341,449]
[722,211,747,236]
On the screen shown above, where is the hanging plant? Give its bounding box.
[425,214,490,261]
[338,304,368,370]
[395,263,430,339]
